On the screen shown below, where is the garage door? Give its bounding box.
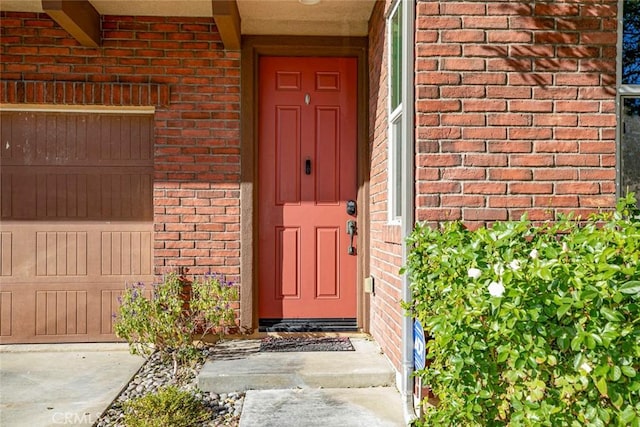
[0,110,154,343]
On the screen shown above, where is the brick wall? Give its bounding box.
[0,13,241,283]
[415,0,618,226]
[368,0,404,372]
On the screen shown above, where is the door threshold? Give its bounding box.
[259,318,357,332]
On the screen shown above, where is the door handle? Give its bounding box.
[305,158,311,175]
[346,220,357,255]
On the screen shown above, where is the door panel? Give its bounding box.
[258,56,358,322]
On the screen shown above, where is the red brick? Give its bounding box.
[487,58,532,72]
[464,154,508,167]
[555,101,600,113]
[555,128,599,140]
[463,99,507,112]
[534,32,579,45]
[579,141,615,154]
[510,154,554,167]
[555,154,601,167]
[465,182,507,194]
[534,4,579,16]
[442,58,485,71]
[510,100,553,112]
[534,115,578,127]
[533,169,577,181]
[488,113,532,126]
[441,195,486,207]
[533,195,579,208]
[580,169,616,181]
[417,17,461,29]
[415,208,463,222]
[462,127,507,139]
[488,31,532,43]
[555,182,600,194]
[533,141,578,153]
[489,168,533,181]
[510,182,553,194]
[441,140,486,152]
[440,86,485,98]
[488,141,532,153]
[508,73,553,86]
[441,30,485,43]
[440,113,485,126]
[556,73,601,86]
[441,2,486,15]
[488,196,532,208]
[416,72,461,85]
[579,32,617,45]
[463,16,508,29]
[462,73,507,85]
[579,195,616,208]
[442,168,486,180]
[464,208,508,221]
[509,44,555,58]
[509,128,552,140]
[487,86,531,99]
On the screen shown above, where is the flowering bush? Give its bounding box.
[114,272,238,374]
[404,194,640,426]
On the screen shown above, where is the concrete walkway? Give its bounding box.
[0,343,144,427]
[198,337,407,426]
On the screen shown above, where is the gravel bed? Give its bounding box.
[95,346,244,426]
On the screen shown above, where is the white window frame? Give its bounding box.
[387,0,404,224]
[617,0,640,199]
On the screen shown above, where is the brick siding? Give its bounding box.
[368,0,404,372]
[415,0,618,227]
[0,12,241,283]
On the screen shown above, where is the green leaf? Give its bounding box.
[478,389,492,399]
[609,365,622,382]
[600,307,624,322]
[570,334,583,351]
[620,405,637,424]
[594,376,608,397]
[557,304,571,319]
[620,281,640,295]
[538,267,553,281]
[621,366,637,378]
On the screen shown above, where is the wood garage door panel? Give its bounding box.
[0,111,154,344]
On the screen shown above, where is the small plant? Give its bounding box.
[404,194,640,426]
[114,271,238,374]
[123,386,210,427]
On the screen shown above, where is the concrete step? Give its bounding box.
[239,387,405,427]
[197,338,396,394]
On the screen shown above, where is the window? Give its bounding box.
[620,0,640,202]
[388,0,404,222]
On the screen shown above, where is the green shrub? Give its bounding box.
[404,194,640,426]
[114,272,238,373]
[123,386,210,427]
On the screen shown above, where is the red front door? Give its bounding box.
[258,56,358,325]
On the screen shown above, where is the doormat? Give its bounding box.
[260,337,354,352]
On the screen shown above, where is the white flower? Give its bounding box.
[509,260,521,271]
[562,242,569,253]
[488,281,505,298]
[468,268,482,279]
[579,362,592,373]
[529,249,539,259]
[493,264,505,277]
